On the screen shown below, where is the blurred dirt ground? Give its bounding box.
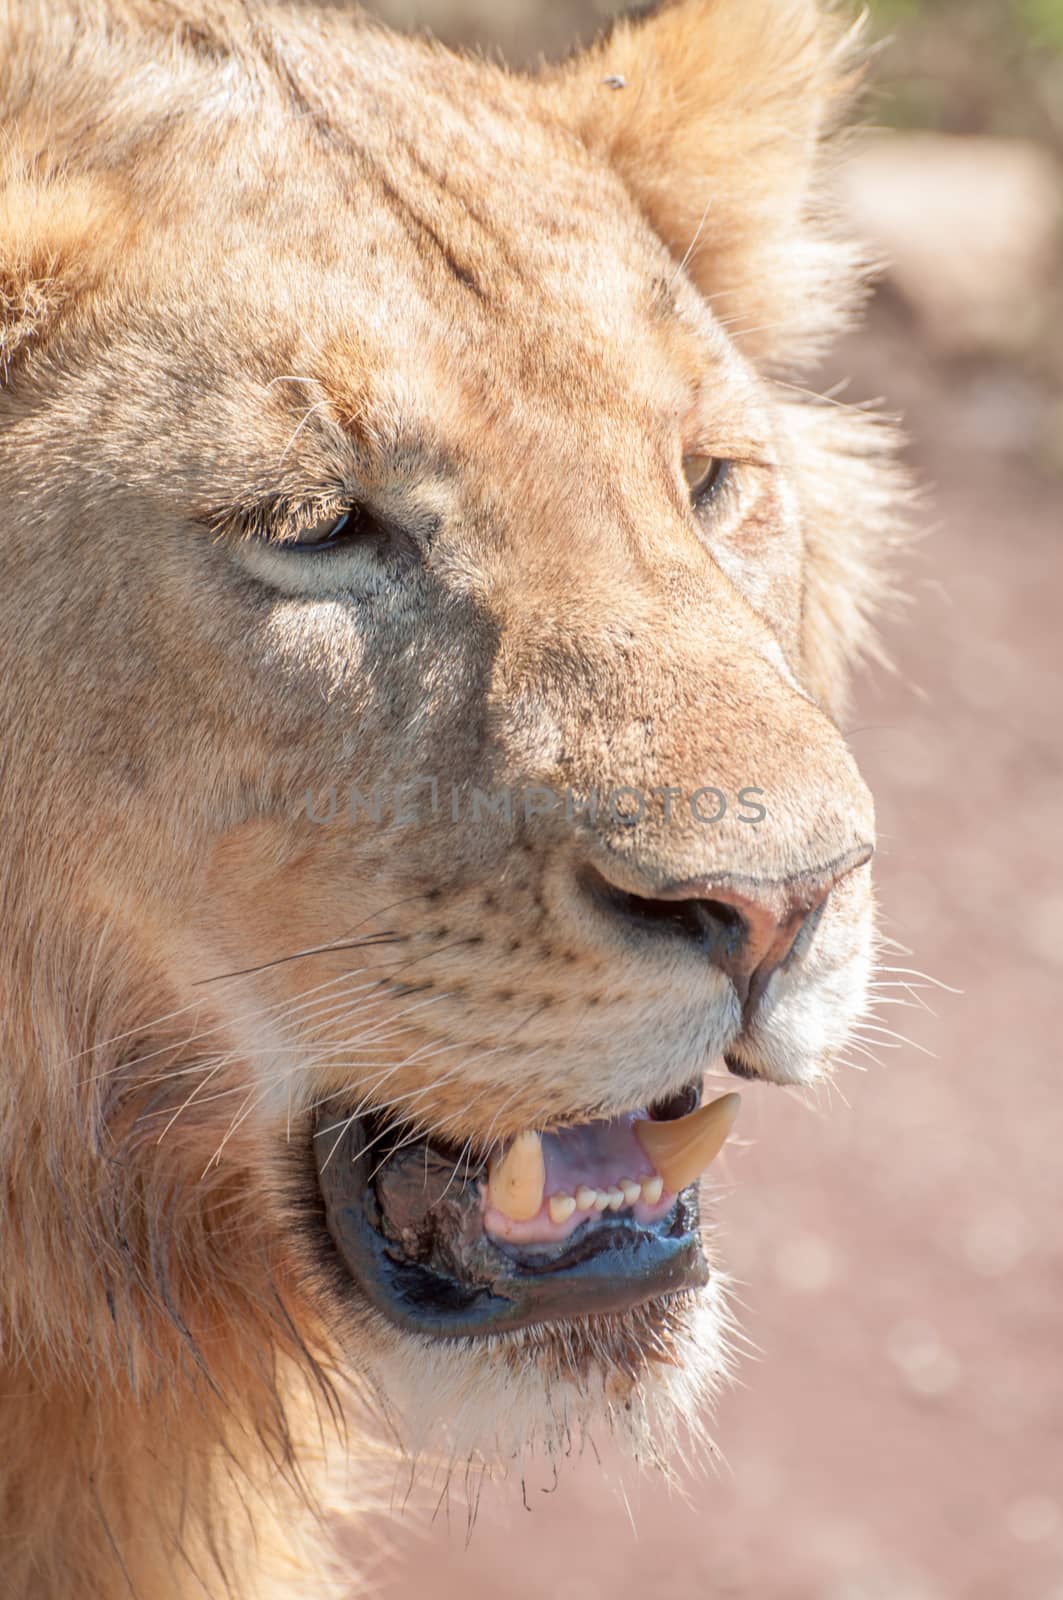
[343,3,1063,1595]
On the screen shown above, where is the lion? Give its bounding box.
[0,0,903,1595]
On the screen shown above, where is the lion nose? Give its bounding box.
[582,844,873,1019]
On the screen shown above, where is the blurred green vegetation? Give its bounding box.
[1021,0,1063,49]
[872,0,1063,48]
[867,0,1063,149]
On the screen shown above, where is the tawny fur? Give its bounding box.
[0,2,904,1595]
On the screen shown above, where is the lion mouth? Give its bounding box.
[312,1087,740,1339]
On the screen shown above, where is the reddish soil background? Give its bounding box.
[365,299,1063,1600]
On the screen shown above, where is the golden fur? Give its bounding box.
[0,1,902,1594]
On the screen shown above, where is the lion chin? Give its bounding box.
[0,0,903,1596]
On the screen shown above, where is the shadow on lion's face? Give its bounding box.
[1,0,900,1536]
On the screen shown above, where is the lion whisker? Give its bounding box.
[873,964,961,994]
[850,1021,935,1057]
[192,930,406,987]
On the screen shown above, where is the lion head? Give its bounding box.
[0,1,900,1594]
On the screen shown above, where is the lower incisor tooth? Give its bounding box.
[642,1175,664,1205]
[620,1179,641,1205]
[548,1193,577,1225]
[593,1191,610,1211]
[606,1186,624,1210]
[575,1185,597,1211]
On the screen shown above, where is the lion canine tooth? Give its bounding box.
[548,1193,577,1225]
[575,1185,597,1212]
[620,1179,641,1206]
[488,1131,545,1222]
[641,1175,664,1205]
[633,1092,741,1193]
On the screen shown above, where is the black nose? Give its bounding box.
[581,845,872,1020]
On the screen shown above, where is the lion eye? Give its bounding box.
[287,509,354,551]
[682,453,728,506]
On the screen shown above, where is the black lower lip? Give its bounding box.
[313,1114,709,1340]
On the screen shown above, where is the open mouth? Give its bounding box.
[313,1086,740,1340]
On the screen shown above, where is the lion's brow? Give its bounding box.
[372,168,490,304]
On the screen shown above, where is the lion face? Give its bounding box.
[1,0,897,1485]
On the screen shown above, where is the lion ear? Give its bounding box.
[548,0,865,371]
[0,168,110,384]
